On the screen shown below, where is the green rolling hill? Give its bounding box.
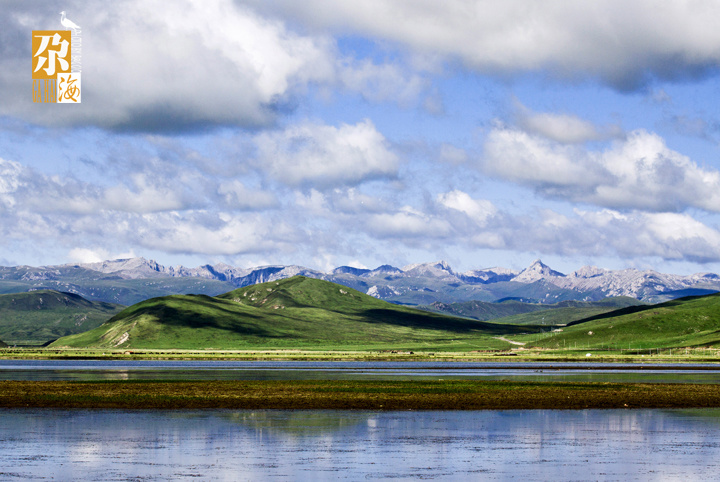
[525,293,720,350]
[50,276,539,351]
[0,290,124,345]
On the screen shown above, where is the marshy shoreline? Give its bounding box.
[4,379,720,410]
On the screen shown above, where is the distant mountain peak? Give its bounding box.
[570,265,608,278]
[371,264,403,274]
[402,260,453,273]
[460,266,518,284]
[400,261,458,282]
[513,259,565,283]
[332,266,371,276]
[529,259,547,268]
[212,262,235,271]
[76,257,166,279]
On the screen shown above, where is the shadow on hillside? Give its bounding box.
[359,309,536,334]
[143,297,280,338]
[565,306,651,326]
[566,292,720,327]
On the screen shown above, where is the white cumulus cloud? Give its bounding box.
[366,207,452,239]
[217,181,279,211]
[483,128,599,188]
[575,209,720,263]
[3,0,335,132]
[515,104,623,144]
[437,190,497,225]
[255,120,399,188]
[483,126,720,213]
[2,0,433,132]
[248,0,720,90]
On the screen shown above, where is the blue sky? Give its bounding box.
[3,0,720,275]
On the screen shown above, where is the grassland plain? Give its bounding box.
[0,290,124,345]
[3,380,720,410]
[49,276,540,351]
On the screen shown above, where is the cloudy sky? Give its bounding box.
[3,0,720,274]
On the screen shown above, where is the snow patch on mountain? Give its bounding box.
[367,285,400,298]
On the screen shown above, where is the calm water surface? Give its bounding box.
[2,408,720,480]
[2,359,720,383]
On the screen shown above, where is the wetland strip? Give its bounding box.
[4,380,720,410]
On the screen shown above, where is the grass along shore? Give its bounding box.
[2,346,720,362]
[3,380,720,410]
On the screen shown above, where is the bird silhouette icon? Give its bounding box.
[60,11,80,34]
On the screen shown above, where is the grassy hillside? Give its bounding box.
[0,290,124,345]
[421,297,644,325]
[524,293,720,350]
[51,276,538,351]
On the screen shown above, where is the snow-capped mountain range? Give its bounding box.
[4,257,714,305]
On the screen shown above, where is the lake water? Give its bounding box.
[3,408,720,480]
[2,359,720,383]
[4,361,720,479]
